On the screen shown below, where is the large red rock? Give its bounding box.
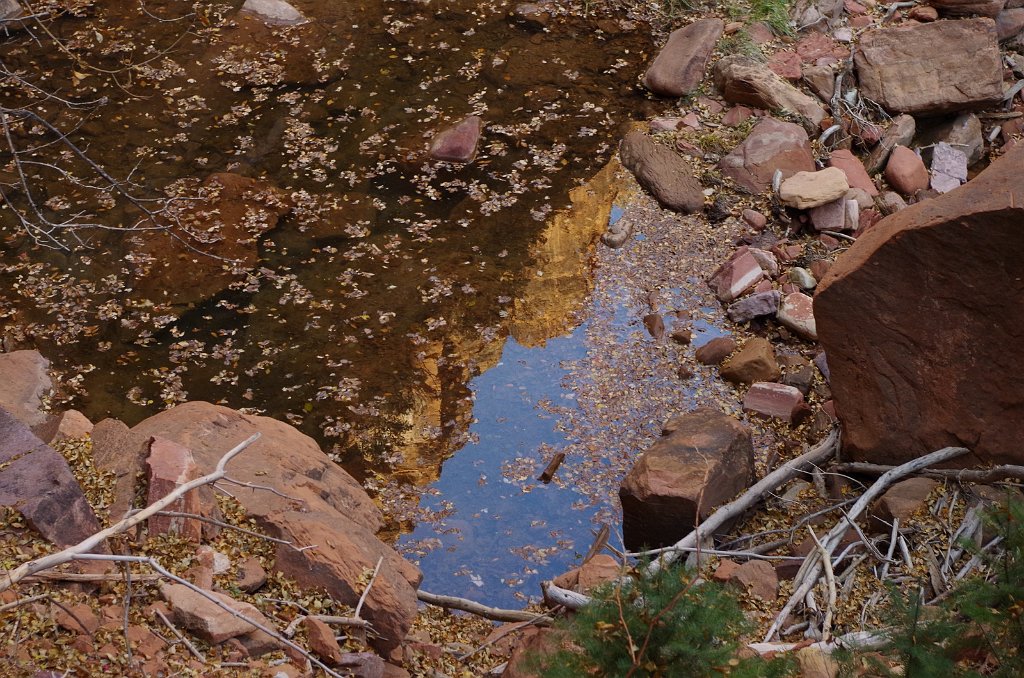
[619,409,753,550]
[714,56,827,132]
[854,19,1003,116]
[643,19,725,97]
[815,144,1024,467]
[0,406,102,546]
[132,402,419,655]
[718,118,816,193]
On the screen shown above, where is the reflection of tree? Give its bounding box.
[0,1,197,249]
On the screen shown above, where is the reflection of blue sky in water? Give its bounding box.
[400,326,596,609]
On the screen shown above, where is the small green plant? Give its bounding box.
[718,30,765,61]
[660,0,696,19]
[530,563,795,677]
[840,497,1024,677]
[749,0,794,36]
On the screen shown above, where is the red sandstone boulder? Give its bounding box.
[828,149,877,196]
[815,144,1024,467]
[130,173,292,307]
[132,402,418,655]
[854,19,1003,116]
[721,338,781,384]
[146,437,203,542]
[884,146,929,196]
[718,118,816,193]
[643,19,724,97]
[870,477,939,531]
[743,383,808,423]
[619,409,753,550]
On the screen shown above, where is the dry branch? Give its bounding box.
[0,433,260,592]
[835,462,1024,483]
[764,446,968,641]
[417,589,552,624]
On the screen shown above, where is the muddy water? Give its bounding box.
[0,1,668,600]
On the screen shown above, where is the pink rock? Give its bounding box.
[0,349,52,428]
[754,279,775,293]
[850,14,875,28]
[777,292,817,340]
[743,382,808,423]
[643,19,726,97]
[844,0,867,14]
[146,437,203,542]
[722,105,753,126]
[809,198,846,232]
[747,22,775,44]
[161,584,263,644]
[727,290,782,323]
[908,5,938,21]
[681,112,701,129]
[884,145,929,196]
[748,247,780,276]
[699,96,725,114]
[828,149,878,195]
[795,32,848,62]
[929,142,968,193]
[769,51,802,80]
[742,208,768,230]
[708,249,765,301]
[649,117,684,132]
[996,8,1024,40]
[429,115,482,163]
[718,118,815,193]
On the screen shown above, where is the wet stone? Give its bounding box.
[429,115,483,163]
[695,336,737,365]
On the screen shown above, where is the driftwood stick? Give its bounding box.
[354,557,383,621]
[155,608,206,663]
[538,452,566,484]
[764,446,969,641]
[283,614,370,638]
[0,433,261,593]
[808,527,836,641]
[835,462,1024,483]
[417,590,552,624]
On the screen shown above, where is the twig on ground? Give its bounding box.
[764,446,969,641]
[835,462,1024,483]
[808,527,836,641]
[155,608,206,663]
[355,557,383,621]
[0,593,50,613]
[0,434,261,592]
[417,590,552,624]
[74,553,342,677]
[283,614,370,638]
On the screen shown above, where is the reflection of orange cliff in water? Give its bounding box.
[511,157,624,348]
[389,159,625,485]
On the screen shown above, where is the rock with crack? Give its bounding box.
[619,409,753,550]
[854,19,1003,116]
[713,55,827,132]
[815,143,1024,467]
[132,402,420,655]
[0,406,102,546]
[0,350,52,428]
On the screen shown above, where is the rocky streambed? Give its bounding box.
[1,0,1024,675]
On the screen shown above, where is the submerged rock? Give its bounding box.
[0,350,52,428]
[815,144,1024,467]
[429,115,483,163]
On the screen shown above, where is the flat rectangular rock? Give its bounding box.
[855,19,1003,116]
